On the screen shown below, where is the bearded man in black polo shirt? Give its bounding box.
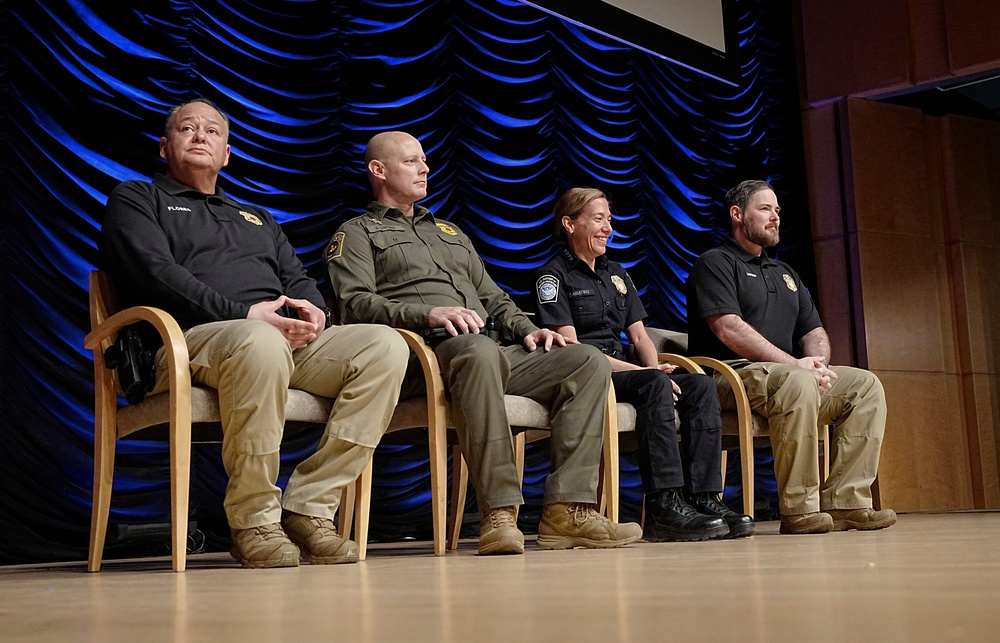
[101,98,410,567]
[687,180,896,535]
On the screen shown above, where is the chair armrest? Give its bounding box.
[391,328,449,556]
[657,353,705,375]
[688,356,753,440]
[84,306,191,402]
[393,329,446,406]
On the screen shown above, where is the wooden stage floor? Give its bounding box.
[2,512,999,642]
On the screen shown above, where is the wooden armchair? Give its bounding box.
[644,328,830,517]
[442,381,621,549]
[84,271,450,571]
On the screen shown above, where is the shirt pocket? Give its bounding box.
[568,291,602,333]
[369,230,414,285]
[433,232,473,276]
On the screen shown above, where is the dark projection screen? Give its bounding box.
[521,0,740,85]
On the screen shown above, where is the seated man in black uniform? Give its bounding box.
[101,98,410,567]
[687,180,895,534]
[535,187,754,540]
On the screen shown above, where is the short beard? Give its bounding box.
[743,219,779,248]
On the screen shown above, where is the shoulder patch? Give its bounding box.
[436,222,458,236]
[325,231,346,262]
[536,275,560,304]
[239,210,263,226]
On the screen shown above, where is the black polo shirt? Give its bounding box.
[101,173,323,329]
[687,237,822,360]
[534,247,645,359]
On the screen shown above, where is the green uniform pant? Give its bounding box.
[402,335,611,509]
[153,321,409,529]
[715,362,886,516]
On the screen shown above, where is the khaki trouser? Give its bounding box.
[714,362,886,516]
[402,335,611,509]
[153,321,409,528]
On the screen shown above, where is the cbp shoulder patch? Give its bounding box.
[325,231,346,262]
[536,275,560,304]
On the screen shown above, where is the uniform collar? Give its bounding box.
[366,200,434,222]
[723,236,775,265]
[560,245,609,273]
[153,173,238,206]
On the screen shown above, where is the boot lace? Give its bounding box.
[487,507,517,528]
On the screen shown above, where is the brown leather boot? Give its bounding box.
[229,523,300,569]
[537,503,642,549]
[282,511,359,564]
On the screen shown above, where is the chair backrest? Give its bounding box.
[645,327,689,355]
[89,271,119,333]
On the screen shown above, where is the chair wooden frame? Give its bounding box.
[646,328,830,517]
[84,271,452,571]
[436,383,621,550]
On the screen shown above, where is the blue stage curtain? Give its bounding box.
[0,0,807,562]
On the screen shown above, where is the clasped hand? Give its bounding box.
[248,296,324,349]
[796,356,837,394]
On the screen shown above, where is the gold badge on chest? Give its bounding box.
[783,274,797,292]
[436,222,458,236]
[611,275,627,295]
[239,210,263,226]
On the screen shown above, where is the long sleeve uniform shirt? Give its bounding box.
[100,173,323,329]
[326,201,537,340]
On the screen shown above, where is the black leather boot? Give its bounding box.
[643,488,729,542]
[688,492,756,539]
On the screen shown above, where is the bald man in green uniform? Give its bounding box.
[326,131,642,555]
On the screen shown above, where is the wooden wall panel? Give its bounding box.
[803,105,857,366]
[798,0,1000,105]
[940,116,1000,249]
[939,115,1000,508]
[944,0,1000,75]
[857,231,957,374]
[909,0,952,83]
[876,371,973,511]
[835,99,974,511]
[799,0,912,105]
[846,99,943,239]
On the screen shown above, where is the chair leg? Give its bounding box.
[513,433,525,522]
[447,446,468,550]
[740,442,754,519]
[338,476,357,541]
[428,426,448,556]
[819,424,830,486]
[88,367,117,573]
[601,390,620,521]
[168,425,192,573]
[167,381,194,572]
[720,449,728,492]
[354,459,372,561]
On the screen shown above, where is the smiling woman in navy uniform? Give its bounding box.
[534,188,754,541]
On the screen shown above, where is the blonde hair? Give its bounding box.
[552,187,609,243]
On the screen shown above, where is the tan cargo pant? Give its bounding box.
[153,321,409,528]
[715,362,886,516]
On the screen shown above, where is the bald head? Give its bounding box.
[365,131,429,215]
